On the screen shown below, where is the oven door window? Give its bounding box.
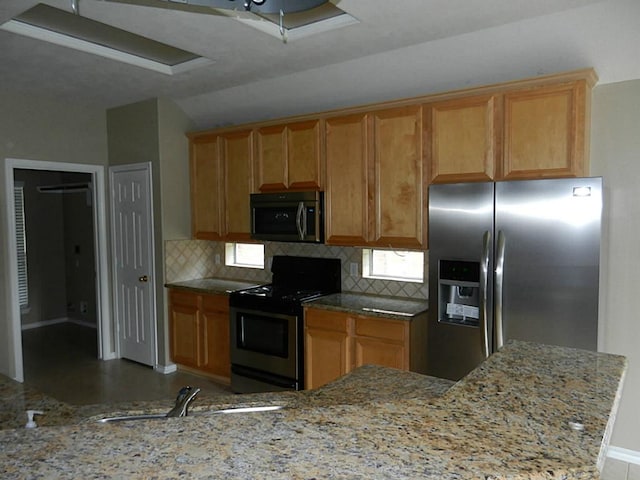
[236,312,289,358]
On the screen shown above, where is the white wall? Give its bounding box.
[591,79,640,450]
[0,92,108,380]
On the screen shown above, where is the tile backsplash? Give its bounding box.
[165,239,429,300]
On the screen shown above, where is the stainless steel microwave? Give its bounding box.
[250,191,324,243]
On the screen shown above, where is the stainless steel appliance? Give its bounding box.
[229,255,341,393]
[427,177,602,380]
[250,191,324,243]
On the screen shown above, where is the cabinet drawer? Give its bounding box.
[202,294,228,313]
[355,316,407,342]
[305,309,349,333]
[170,290,198,307]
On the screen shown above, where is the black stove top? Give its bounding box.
[229,256,341,314]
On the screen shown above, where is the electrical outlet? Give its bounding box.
[349,262,359,276]
[80,301,88,314]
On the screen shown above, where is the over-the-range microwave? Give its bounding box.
[250,191,324,243]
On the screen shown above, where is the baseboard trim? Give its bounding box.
[68,318,98,329]
[21,317,98,331]
[21,317,68,330]
[607,446,640,465]
[155,364,177,375]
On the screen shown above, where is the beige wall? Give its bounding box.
[0,91,107,379]
[591,79,640,451]
[157,98,193,365]
[106,98,192,367]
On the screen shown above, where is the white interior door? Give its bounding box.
[110,163,157,367]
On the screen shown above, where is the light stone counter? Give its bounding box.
[164,278,260,295]
[0,341,626,479]
[305,292,428,320]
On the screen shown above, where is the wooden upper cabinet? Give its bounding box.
[287,120,322,190]
[372,105,426,249]
[325,113,371,246]
[502,79,591,179]
[190,135,223,240]
[255,119,323,192]
[426,95,499,183]
[221,129,254,241]
[256,125,287,191]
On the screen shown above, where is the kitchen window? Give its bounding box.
[362,249,424,283]
[225,243,265,269]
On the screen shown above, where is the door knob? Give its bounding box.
[138,275,148,282]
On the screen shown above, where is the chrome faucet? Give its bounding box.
[166,386,201,418]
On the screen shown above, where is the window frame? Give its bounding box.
[224,242,265,269]
[362,248,424,283]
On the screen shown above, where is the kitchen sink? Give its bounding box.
[98,405,284,423]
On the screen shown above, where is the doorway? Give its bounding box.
[4,158,113,383]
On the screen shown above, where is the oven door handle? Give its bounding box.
[296,201,306,240]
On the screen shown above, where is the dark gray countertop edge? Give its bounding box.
[305,292,428,321]
[165,278,260,295]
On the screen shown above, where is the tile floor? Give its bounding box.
[601,457,640,480]
[21,322,234,406]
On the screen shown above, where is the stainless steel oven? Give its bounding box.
[228,255,341,394]
[229,307,301,392]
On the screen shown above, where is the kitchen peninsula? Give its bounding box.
[0,341,626,479]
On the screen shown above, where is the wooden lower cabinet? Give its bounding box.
[304,307,426,390]
[169,289,231,383]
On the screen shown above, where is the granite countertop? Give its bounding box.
[306,292,428,320]
[164,278,260,295]
[166,277,428,321]
[0,341,626,479]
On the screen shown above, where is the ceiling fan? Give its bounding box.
[0,0,355,75]
[97,0,331,16]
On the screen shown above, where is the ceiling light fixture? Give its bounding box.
[0,3,213,75]
[96,1,357,42]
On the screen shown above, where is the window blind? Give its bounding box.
[14,185,28,308]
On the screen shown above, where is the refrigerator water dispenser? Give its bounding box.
[438,260,480,327]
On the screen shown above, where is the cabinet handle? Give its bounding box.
[139,275,149,282]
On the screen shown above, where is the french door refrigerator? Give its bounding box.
[427,177,602,380]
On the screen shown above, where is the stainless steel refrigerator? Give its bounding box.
[427,177,602,380]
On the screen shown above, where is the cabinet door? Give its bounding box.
[201,294,230,380]
[287,120,323,190]
[256,125,287,192]
[427,95,498,183]
[221,130,254,240]
[354,316,410,370]
[169,291,201,368]
[304,309,351,389]
[502,81,589,179]
[190,135,223,240]
[372,106,426,249]
[325,113,370,246]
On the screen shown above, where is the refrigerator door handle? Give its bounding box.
[480,230,491,358]
[495,230,506,349]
